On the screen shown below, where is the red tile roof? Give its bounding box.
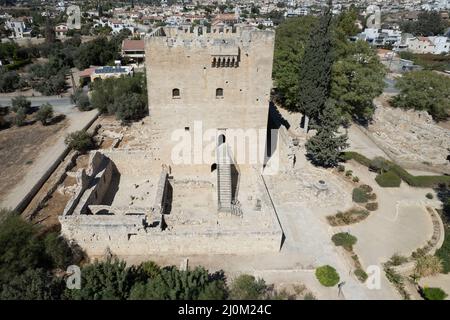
[122,39,145,51]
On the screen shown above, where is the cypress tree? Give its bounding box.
[296,0,334,132]
[305,99,348,167]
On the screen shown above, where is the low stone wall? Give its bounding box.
[59,214,282,256]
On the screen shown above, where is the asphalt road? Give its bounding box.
[0,95,77,115]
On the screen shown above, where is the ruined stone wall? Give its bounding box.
[59,214,282,256]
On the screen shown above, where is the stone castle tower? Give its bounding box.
[145,26,275,170]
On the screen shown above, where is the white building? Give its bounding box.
[403,36,450,54]
[5,17,32,38]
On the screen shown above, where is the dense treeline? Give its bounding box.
[0,30,131,94]
[90,72,148,122]
[401,11,448,37]
[273,9,386,124]
[391,70,450,121]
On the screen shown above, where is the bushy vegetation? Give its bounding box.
[421,287,448,300]
[375,171,401,188]
[229,274,268,300]
[400,52,450,72]
[71,88,91,111]
[36,103,54,125]
[64,130,94,153]
[327,208,370,226]
[414,255,443,278]
[273,10,385,122]
[391,71,450,121]
[435,184,450,273]
[343,152,450,188]
[352,187,369,203]
[400,11,447,36]
[0,211,293,300]
[315,265,340,287]
[90,73,147,122]
[331,232,357,251]
[365,202,379,211]
[0,213,81,299]
[383,265,410,300]
[354,268,368,282]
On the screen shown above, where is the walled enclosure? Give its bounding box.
[59,26,283,257]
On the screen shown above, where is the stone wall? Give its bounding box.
[59,214,282,256]
[145,27,275,166]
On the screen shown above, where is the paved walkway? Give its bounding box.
[0,108,98,211]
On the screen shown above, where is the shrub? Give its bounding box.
[345,170,353,177]
[229,274,267,300]
[13,108,26,126]
[422,287,448,300]
[64,130,94,153]
[345,151,450,188]
[359,184,373,193]
[315,265,340,287]
[331,232,357,251]
[375,171,401,188]
[414,255,443,278]
[352,176,360,183]
[426,193,434,199]
[337,165,345,172]
[368,192,377,201]
[354,268,368,282]
[388,254,408,266]
[11,95,31,113]
[352,187,369,203]
[365,202,378,211]
[36,103,53,125]
[369,156,392,173]
[327,208,370,226]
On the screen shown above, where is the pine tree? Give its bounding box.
[305,99,348,167]
[296,0,334,132]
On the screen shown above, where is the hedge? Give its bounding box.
[315,265,340,287]
[422,287,448,300]
[343,152,450,188]
[375,171,401,187]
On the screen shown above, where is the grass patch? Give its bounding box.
[315,265,340,287]
[375,171,401,188]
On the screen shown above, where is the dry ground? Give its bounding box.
[0,119,67,203]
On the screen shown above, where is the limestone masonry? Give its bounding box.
[59,26,283,257]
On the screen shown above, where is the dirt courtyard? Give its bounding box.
[0,120,67,203]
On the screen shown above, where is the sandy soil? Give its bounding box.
[0,119,67,203]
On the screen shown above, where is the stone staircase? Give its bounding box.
[217,143,232,212]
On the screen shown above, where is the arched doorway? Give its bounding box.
[218,134,226,146]
[211,163,217,172]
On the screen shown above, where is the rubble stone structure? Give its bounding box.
[59,26,283,257]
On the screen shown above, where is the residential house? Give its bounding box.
[121,39,145,64]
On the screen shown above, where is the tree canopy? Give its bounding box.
[401,11,447,36]
[273,9,385,123]
[390,70,450,121]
